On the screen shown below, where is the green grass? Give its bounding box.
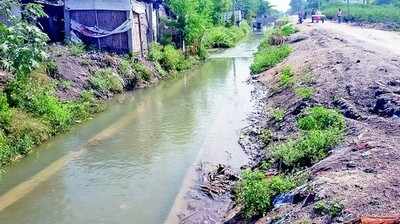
[272,106,346,169]
[89,68,124,94]
[295,87,315,100]
[323,3,400,25]
[236,170,296,218]
[132,63,152,82]
[314,200,344,218]
[148,43,193,75]
[271,108,286,122]
[250,44,292,74]
[280,66,295,88]
[68,43,86,56]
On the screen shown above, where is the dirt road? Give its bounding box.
[314,21,400,55]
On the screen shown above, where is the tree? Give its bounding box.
[290,0,306,13]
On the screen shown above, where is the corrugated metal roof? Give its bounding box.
[65,0,132,11]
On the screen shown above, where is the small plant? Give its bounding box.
[89,68,124,93]
[314,200,344,218]
[236,170,296,218]
[132,63,152,82]
[0,92,12,128]
[297,106,346,131]
[250,44,292,74]
[68,42,86,56]
[259,128,273,145]
[280,24,298,37]
[271,108,285,122]
[280,66,294,88]
[295,87,314,100]
[148,43,164,62]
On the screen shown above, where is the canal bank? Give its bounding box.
[0,35,262,224]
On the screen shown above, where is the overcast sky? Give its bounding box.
[268,0,290,12]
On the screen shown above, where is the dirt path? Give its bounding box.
[314,21,400,55]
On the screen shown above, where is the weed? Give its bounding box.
[148,43,164,62]
[0,92,12,128]
[280,66,295,88]
[236,170,296,218]
[295,87,314,100]
[132,63,152,82]
[271,108,285,122]
[203,22,250,49]
[68,42,86,56]
[314,200,344,218]
[250,44,292,75]
[297,107,345,131]
[259,128,273,145]
[162,45,189,72]
[89,68,124,93]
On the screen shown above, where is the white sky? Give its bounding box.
[268,0,290,12]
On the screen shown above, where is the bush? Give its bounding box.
[280,24,297,37]
[280,66,295,87]
[203,22,250,49]
[132,63,152,81]
[0,130,11,166]
[236,170,296,218]
[148,43,164,62]
[6,76,73,132]
[250,44,292,74]
[161,45,189,72]
[295,87,314,100]
[8,109,51,146]
[297,107,346,131]
[272,106,346,169]
[272,129,343,168]
[90,68,124,93]
[0,92,11,128]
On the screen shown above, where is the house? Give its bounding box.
[64,0,160,55]
[222,10,243,25]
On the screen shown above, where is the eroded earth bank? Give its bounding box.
[172,22,400,224]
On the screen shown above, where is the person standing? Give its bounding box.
[337,8,343,23]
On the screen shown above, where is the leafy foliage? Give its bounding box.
[203,22,250,48]
[271,108,285,122]
[251,44,292,74]
[236,170,296,218]
[280,66,295,87]
[314,200,344,218]
[0,92,12,128]
[148,43,192,74]
[272,106,346,169]
[89,68,124,94]
[295,87,314,100]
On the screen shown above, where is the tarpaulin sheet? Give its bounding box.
[71,19,132,38]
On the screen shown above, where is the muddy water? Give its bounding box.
[0,35,261,224]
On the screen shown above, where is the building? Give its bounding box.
[64,0,161,55]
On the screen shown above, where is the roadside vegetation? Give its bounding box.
[250,20,296,74]
[323,3,400,25]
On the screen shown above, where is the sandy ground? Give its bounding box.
[250,21,400,223]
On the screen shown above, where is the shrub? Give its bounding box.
[272,129,343,168]
[203,22,250,49]
[0,92,11,128]
[280,24,297,37]
[236,170,296,218]
[314,200,344,218]
[295,87,314,100]
[132,63,152,81]
[8,109,51,145]
[6,77,73,132]
[280,66,295,87]
[272,106,346,169]
[66,91,102,122]
[260,129,273,145]
[90,68,124,93]
[0,130,11,166]
[161,45,189,72]
[250,44,292,74]
[148,43,164,62]
[297,107,346,131]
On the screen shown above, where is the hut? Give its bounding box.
[64,0,156,55]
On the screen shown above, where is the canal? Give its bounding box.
[0,35,261,224]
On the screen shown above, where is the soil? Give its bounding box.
[179,21,400,224]
[47,44,161,101]
[249,22,400,223]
